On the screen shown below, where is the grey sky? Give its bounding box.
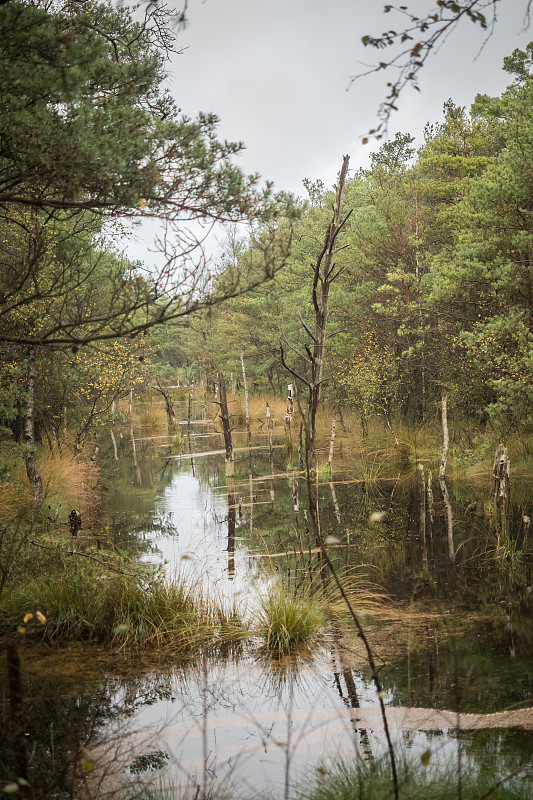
[170,0,531,193]
[125,0,532,262]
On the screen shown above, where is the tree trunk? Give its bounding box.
[240,352,251,448]
[492,444,510,549]
[227,480,236,579]
[267,401,275,504]
[24,346,43,503]
[418,463,429,579]
[218,371,234,476]
[307,155,351,462]
[155,380,176,427]
[188,383,193,426]
[439,394,449,479]
[328,418,336,467]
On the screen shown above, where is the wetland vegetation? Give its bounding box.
[1,2,533,798]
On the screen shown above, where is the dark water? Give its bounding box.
[2,404,533,798]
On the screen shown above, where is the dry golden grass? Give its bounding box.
[231,393,294,430]
[134,400,169,433]
[0,446,98,526]
[0,481,34,525]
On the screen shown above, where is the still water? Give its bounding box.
[6,404,533,797]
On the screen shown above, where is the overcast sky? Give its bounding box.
[126,0,532,261]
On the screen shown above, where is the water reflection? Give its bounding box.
[4,402,531,798]
[92,410,533,792]
[3,641,532,798]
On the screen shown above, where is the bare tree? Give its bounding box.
[280,155,352,475]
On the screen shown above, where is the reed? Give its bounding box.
[132,754,533,800]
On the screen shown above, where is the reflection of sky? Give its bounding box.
[100,655,484,797]
[143,459,260,603]
[96,422,532,796]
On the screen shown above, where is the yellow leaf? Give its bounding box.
[17,626,26,635]
[23,613,34,624]
[81,758,95,772]
[36,610,46,624]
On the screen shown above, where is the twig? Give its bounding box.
[316,536,399,800]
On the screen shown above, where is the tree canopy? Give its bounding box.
[0,0,295,350]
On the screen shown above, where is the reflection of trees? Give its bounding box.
[103,421,532,626]
[1,661,133,796]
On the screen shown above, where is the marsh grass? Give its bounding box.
[231,394,298,430]
[137,778,233,800]
[131,754,533,800]
[296,756,533,800]
[250,582,327,654]
[459,431,533,483]
[169,430,185,454]
[0,446,97,526]
[135,400,169,434]
[2,538,362,653]
[1,554,248,649]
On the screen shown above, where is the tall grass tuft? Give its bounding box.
[130,753,533,800]
[2,555,248,649]
[297,756,533,800]
[251,581,326,654]
[0,446,97,526]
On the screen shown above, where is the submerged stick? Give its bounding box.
[6,644,29,797]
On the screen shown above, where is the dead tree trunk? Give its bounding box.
[267,401,275,504]
[492,444,510,548]
[280,155,351,536]
[418,463,429,579]
[155,380,176,427]
[188,383,194,426]
[240,352,251,448]
[227,481,236,580]
[439,394,449,479]
[281,155,351,475]
[328,418,336,468]
[217,371,234,476]
[24,346,43,503]
[307,155,351,465]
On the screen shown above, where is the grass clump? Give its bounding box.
[1,550,247,650]
[251,582,326,654]
[297,756,533,800]
[0,446,97,528]
[130,754,533,800]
